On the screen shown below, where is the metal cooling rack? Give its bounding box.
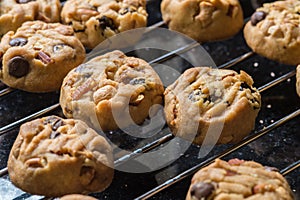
[0,0,299,199]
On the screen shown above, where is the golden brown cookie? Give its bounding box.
[8,116,114,197]
[186,158,294,200]
[0,20,86,92]
[161,0,244,42]
[0,0,61,38]
[60,50,164,131]
[61,0,148,49]
[244,0,300,65]
[164,67,261,145]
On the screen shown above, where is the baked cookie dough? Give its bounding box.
[244,0,300,65]
[164,67,261,145]
[61,0,148,49]
[0,20,86,92]
[186,158,294,200]
[60,50,164,131]
[161,0,244,42]
[296,65,300,97]
[8,115,114,197]
[0,0,61,38]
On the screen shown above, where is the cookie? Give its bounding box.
[61,0,148,49]
[161,0,244,42]
[296,65,300,97]
[8,115,114,197]
[0,0,61,38]
[244,0,300,65]
[60,194,97,200]
[0,20,86,92]
[164,67,261,145]
[186,158,294,200]
[60,50,164,131]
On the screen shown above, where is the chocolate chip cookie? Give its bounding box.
[61,0,148,49]
[0,0,61,38]
[244,0,300,65]
[8,116,114,197]
[0,20,86,92]
[161,0,244,42]
[186,158,294,200]
[60,50,164,131]
[164,67,261,145]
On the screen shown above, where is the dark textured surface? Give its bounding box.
[0,0,299,199]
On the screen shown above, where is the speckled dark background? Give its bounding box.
[0,0,299,199]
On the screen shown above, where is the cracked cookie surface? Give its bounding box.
[161,0,244,42]
[0,20,86,92]
[164,67,261,145]
[8,115,114,197]
[60,50,164,131]
[61,0,147,49]
[0,0,61,38]
[244,0,300,65]
[186,158,294,200]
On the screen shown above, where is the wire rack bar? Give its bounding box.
[135,108,300,200]
[281,160,300,176]
[258,70,296,92]
[0,103,60,136]
[0,87,14,97]
[218,51,254,69]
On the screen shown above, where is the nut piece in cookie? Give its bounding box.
[244,0,300,65]
[0,20,86,92]
[61,0,148,49]
[60,50,164,131]
[164,67,261,145]
[186,159,294,200]
[161,0,244,42]
[8,116,114,197]
[0,0,61,37]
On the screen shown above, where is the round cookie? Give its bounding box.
[161,0,244,42]
[61,0,148,49]
[0,20,86,92]
[244,0,300,65]
[186,158,294,200]
[60,50,164,131]
[164,67,261,145]
[296,65,300,97]
[8,115,114,197]
[0,0,61,38]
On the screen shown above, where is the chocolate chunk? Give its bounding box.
[99,16,116,30]
[17,0,35,3]
[188,89,202,102]
[239,82,256,93]
[9,38,28,47]
[129,78,145,85]
[8,56,30,78]
[251,11,267,26]
[190,182,214,199]
[226,5,234,17]
[264,166,279,172]
[52,119,64,131]
[50,132,61,139]
[120,7,137,15]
